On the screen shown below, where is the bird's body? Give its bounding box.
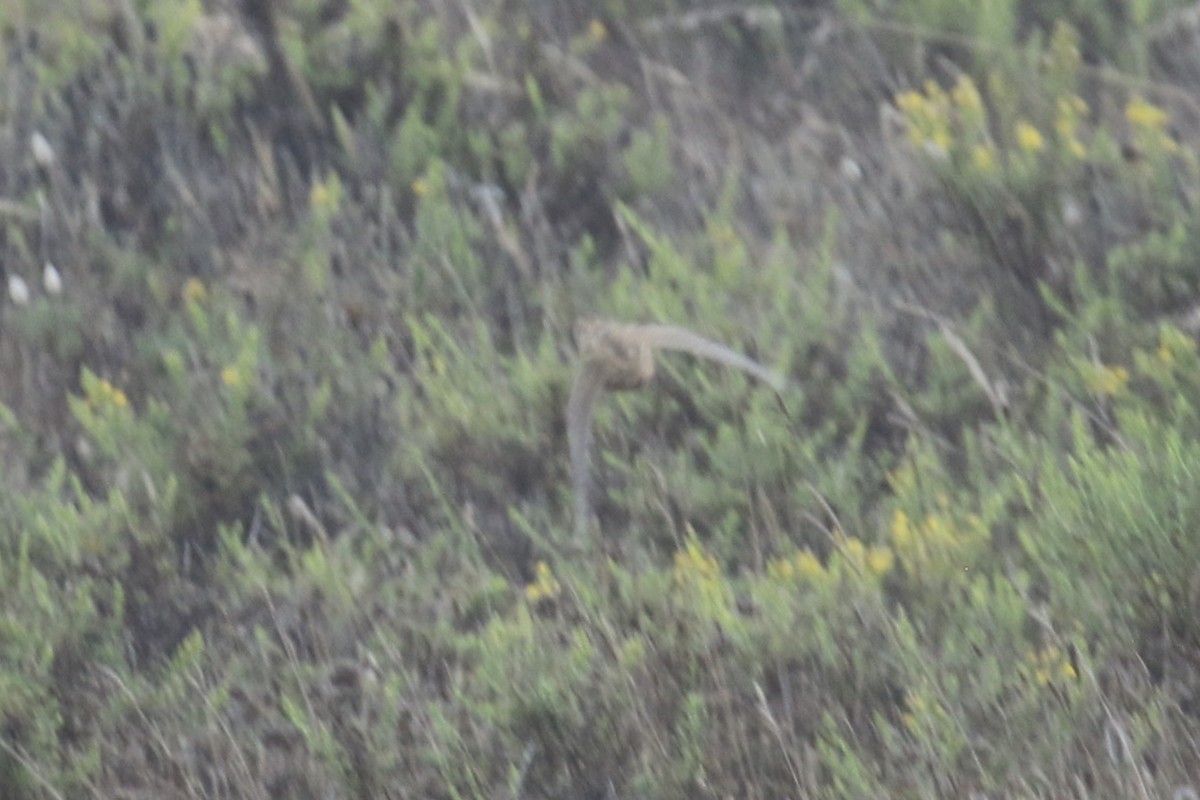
[573,318,658,390]
[567,318,785,536]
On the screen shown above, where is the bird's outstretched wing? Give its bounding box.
[637,324,786,392]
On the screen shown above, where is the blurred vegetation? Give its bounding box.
[1,0,1199,797]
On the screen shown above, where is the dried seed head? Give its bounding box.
[43,262,62,295]
[7,274,30,306]
[30,131,55,169]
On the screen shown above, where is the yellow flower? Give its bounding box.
[768,548,831,585]
[1015,121,1045,153]
[888,505,989,587]
[867,546,894,576]
[88,378,129,411]
[309,181,331,210]
[971,144,997,172]
[588,18,607,41]
[221,366,242,388]
[411,178,429,197]
[1024,646,1077,687]
[795,550,824,580]
[895,90,925,115]
[891,509,912,548]
[902,690,928,731]
[672,537,733,620]
[896,83,953,154]
[929,129,951,154]
[951,75,988,133]
[182,277,208,304]
[674,539,721,583]
[951,75,983,116]
[923,513,951,545]
[768,557,796,581]
[1063,94,1088,116]
[843,536,866,563]
[1125,97,1179,154]
[1156,328,1196,365]
[1052,97,1089,159]
[1085,363,1129,396]
[1126,97,1169,131]
[525,560,561,602]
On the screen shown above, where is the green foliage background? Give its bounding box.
[0,0,1198,797]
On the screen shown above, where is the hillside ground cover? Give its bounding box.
[1,0,1199,797]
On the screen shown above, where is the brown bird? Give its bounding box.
[567,318,786,536]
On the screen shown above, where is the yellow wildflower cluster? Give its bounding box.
[839,535,895,579]
[1125,96,1178,155]
[673,538,721,585]
[1156,327,1196,366]
[1126,96,1169,131]
[767,549,826,583]
[524,560,561,602]
[570,18,608,55]
[896,84,941,147]
[72,369,138,439]
[895,78,961,157]
[768,536,892,588]
[672,537,732,617]
[1054,95,1089,159]
[1014,120,1045,154]
[951,75,985,128]
[85,376,129,413]
[970,144,996,172]
[221,366,243,389]
[1135,327,1197,387]
[896,76,1003,174]
[889,505,989,587]
[896,54,1100,180]
[901,688,952,733]
[1083,362,1129,397]
[1022,645,1077,687]
[309,178,335,212]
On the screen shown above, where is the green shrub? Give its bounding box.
[1020,407,1200,647]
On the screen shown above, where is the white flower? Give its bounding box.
[1060,194,1083,228]
[838,155,864,183]
[43,262,62,295]
[7,274,30,306]
[30,131,55,169]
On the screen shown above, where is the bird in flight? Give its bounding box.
[567,318,786,537]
